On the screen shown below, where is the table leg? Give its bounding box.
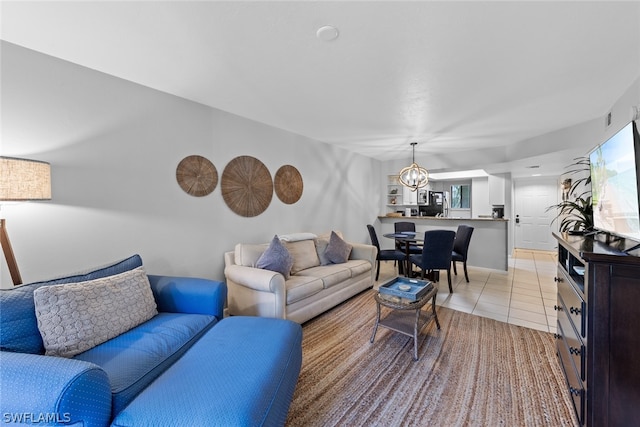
[370,301,381,343]
[432,293,441,330]
[413,307,420,361]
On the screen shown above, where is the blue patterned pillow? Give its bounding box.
[256,236,294,278]
[324,231,353,264]
[0,254,143,354]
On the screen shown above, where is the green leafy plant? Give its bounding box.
[547,157,593,232]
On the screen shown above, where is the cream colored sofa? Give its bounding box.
[224,232,377,323]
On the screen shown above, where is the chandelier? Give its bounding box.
[398,142,428,192]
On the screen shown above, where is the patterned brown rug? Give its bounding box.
[286,289,579,427]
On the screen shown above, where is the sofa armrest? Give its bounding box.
[147,275,227,319]
[224,265,286,294]
[350,242,377,265]
[0,352,111,427]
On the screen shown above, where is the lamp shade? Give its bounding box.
[0,157,51,201]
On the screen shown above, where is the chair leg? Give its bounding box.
[376,260,380,281]
[447,268,453,293]
[463,261,469,283]
[452,261,458,275]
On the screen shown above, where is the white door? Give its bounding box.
[514,177,559,251]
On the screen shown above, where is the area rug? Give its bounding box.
[285,289,578,427]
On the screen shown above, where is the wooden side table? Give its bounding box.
[370,285,440,361]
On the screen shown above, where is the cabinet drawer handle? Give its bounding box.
[569,386,582,396]
[569,306,582,315]
[554,305,563,311]
[569,347,581,355]
[554,277,563,283]
[553,333,562,340]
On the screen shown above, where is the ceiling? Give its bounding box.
[2,1,639,177]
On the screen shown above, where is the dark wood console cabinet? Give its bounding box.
[553,232,640,426]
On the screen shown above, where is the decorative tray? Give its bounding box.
[378,277,433,301]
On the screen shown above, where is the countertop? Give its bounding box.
[378,216,509,222]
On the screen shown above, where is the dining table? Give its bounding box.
[382,232,423,277]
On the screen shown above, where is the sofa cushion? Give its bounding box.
[33,267,158,358]
[0,254,143,355]
[285,239,320,274]
[296,265,352,289]
[110,316,302,427]
[314,237,331,266]
[278,232,317,242]
[345,259,372,277]
[234,243,267,268]
[324,231,353,264]
[74,312,217,415]
[285,276,324,305]
[256,236,294,278]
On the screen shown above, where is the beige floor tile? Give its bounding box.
[541,290,557,300]
[510,299,545,313]
[511,287,542,298]
[483,283,512,293]
[510,293,544,304]
[482,285,511,296]
[509,308,548,325]
[477,293,511,307]
[512,274,539,285]
[497,274,516,281]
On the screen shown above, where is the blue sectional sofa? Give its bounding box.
[0,255,303,426]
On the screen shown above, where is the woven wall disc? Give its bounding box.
[274,165,303,204]
[221,156,273,217]
[176,155,218,197]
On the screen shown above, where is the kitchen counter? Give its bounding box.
[377,216,509,271]
[378,216,508,222]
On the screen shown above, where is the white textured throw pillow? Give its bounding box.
[33,266,158,358]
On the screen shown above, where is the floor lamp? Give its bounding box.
[0,156,51,286]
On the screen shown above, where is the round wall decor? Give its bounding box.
[274,165,303,204]
[176,155,218,197]
[221,156,273,217]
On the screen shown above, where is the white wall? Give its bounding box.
[471,177,490,217]
[0,42,381,287]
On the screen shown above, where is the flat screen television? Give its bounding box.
[589,120,640,243]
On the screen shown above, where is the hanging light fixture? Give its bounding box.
[398,142,428,192]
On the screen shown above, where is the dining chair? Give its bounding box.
[409,230,456,293]
[452,225,474,282]
[367,224,406,280]
[393,221,422,254]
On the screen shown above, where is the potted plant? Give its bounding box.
[547,157,593,233]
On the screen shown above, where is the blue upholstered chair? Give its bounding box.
[393,221,422,254]
[367,224,407,280]
[409,230,456,293]
[452,225,474,282]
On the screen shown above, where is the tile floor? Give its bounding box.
[374,249,558,333]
